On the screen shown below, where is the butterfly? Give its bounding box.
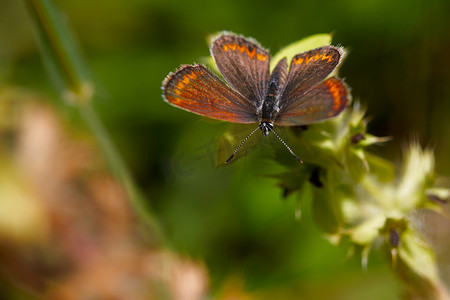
[162,32,350,164]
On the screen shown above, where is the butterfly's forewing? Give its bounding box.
[211,33,270,106]
[280,46,343,107]
[163,65,259,123]
[275,76,349,126]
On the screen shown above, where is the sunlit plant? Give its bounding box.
[213,34,450,299]
[23,0,450,296]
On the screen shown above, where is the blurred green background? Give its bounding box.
[1,0,450,298]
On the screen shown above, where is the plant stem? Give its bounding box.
[79,102,163,241]
[25,0,163,242]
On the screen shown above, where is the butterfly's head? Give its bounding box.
[259,121,273,137]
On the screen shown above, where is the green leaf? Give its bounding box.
[349,214,386,245]
[271,33,333,71]
[426,187,450,202]
[312,185,342,234]
[365,152,395,183]
[396,144,435,210]
[270,168,310,198]
[347,148,369,181]
[216,123,260,166]
[399,228,440,286]
[200,56,221,77]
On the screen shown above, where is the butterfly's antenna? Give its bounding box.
[225,126,260,164]
[269,128,303,164]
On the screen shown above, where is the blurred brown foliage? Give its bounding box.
[0,88,208,299]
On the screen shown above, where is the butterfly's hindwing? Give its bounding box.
[275,76,349,126]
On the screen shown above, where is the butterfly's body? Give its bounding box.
[259,58,289,134]
[163,32,350,163]
[258,121,273,137]
[261,82,280,123]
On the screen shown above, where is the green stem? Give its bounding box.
[25,0,163,242]
[26,0,84,94]
[79,103,163,242]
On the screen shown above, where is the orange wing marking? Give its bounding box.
[223,42,261,60]
[325,80,343,111]
[222,43,262,60]
[175,73,194,95]
[237,45,246,53]
[187,72,197,80]
[246,48,256,59]
[175,81,184,90]
[321,54,332,62]
[294,57,304,65]
[256,53,268,61]
[305,55,314,64]
[224,43,243,52]
[181,76,190,85]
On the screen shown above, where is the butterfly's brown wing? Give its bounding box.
[163,64,259,123]
[275,46,349,125]
[211,33,270,108]
[275,76,349,126]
